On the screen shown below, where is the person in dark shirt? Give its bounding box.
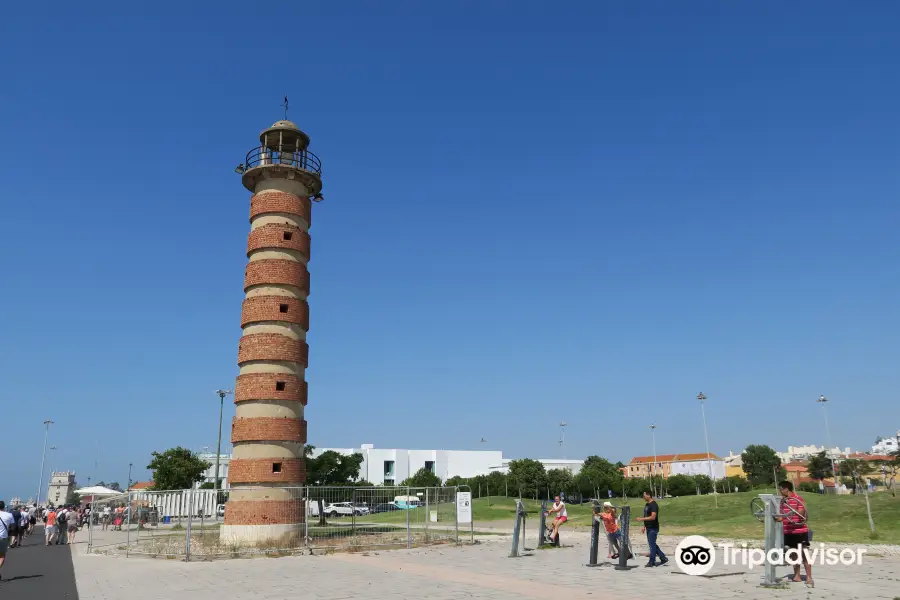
[635,491,668,567]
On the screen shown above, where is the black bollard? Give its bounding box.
[615,505,632,570]
[587,516,600,566]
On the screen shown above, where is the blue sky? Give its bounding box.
[1,2,898,501]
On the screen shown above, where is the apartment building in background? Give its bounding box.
[623,453,726,480]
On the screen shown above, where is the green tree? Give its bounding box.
[741,445,783,486]
[65,491,82,505]
[575,456,624,499]
[401,467,442,487]
[445,475,465,487]
[806,451,833,481]
[146,446,211,491]
[303,446,364,485]
[664,474,695,497]
[694,474,713,494]
[199,482,215,489]
[546,469,575,497]
[507,459,547,498]
[486,470,507,497]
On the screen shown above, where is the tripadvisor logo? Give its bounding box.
[675,535,868,575]
[676,536,716,575]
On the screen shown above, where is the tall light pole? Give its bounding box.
[37,419,54,505]
[214,390,233,497]
[128,462,133,491]
[559,422,567,459]
[650,424,658,497]
[817,395,838,482]
[697,393,718,507]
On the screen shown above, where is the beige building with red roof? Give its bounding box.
[624,453,725,479]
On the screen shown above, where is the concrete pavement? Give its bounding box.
[0,526,79,597]
[69,523,900,600]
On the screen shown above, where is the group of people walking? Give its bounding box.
[0,501,91,581]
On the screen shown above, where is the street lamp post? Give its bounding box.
[559,422,567,459]
[650,424,658,498]
[817,395,838,483]
[128,462,133,491]
[214,390,233,498]
[697,393,718,508]
[37,419,54,505]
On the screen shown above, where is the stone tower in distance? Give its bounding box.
[223,119,322,544]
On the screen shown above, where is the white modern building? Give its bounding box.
[872,433,899,455]
[47,471,76,506]
[196,445,587,487]
[195,452,231,489]
[776,444,852,463]
[313,444,504,485]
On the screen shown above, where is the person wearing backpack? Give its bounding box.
[8,506,22,549]
[0,501,16,581]
[56,507,68,545]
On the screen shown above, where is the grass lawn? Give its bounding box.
[457,492,900,544]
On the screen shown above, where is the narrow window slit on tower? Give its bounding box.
[283,231,293,241]
[279,304,289,313]
[272,462,282,474]
[275,381,286,391]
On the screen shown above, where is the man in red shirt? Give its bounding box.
[777,481,812,587]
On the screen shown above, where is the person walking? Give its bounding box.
[777,481,813,587]
[45,508,58,546]
[635,491,668,567]
[8,505,22,549]
[67,508,80,545]
[16,507,29,547]
[57,506,69,545]
[0,501,16,581]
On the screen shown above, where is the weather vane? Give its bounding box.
[283,96,289,120]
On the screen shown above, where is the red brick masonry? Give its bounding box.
[224,499,305,525]
[241,296,309,329]
[232,417,307,443]
[234,373,307,404]
[244,259,309,294]
[228,457,305,484]
[247,223,310,258]
[237,333,309,366]
[249,191,311,227]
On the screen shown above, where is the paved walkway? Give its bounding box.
[69,524,900,600]
[0,527,79,597]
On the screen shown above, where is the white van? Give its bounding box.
[393,495,422,509]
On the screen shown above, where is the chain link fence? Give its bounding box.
[87,485,473,560]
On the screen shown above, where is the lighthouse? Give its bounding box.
[223,119,322,545]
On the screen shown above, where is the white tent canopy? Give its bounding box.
[74,486,122,497]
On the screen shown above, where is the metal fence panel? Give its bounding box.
[87,485,469,560]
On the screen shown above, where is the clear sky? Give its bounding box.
[2,2,898,501]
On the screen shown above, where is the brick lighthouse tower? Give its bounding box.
[223,119,322,545]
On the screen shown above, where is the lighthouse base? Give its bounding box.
[219,523,303,547]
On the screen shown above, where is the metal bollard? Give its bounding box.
[587,515,600,566]
[615,506,631,570]
[509,499,527,558]
[538,500,548,546]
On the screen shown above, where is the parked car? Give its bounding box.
[325,502,369,517]
[371,503,402,514]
